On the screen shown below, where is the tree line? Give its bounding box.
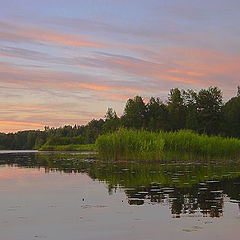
[0,86,240,150]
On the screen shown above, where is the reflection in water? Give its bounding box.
[1,152,240,218]
[125,180,226,218]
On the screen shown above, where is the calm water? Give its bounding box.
[0,152,240,240]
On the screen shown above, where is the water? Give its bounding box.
[0,150,39,154]
[0,152,240,240]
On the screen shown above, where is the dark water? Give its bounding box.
[0,152,240,240]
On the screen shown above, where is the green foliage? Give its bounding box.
[84,119,105,143]
[1,86,240,150]
[161,130,240,158]
[103,108,120,133]
[96,129,240,161]
[39,144,96,151]
[34,136,45,149]
[0,130,47,150]
[46,136,83,145]
[222,90,240,138]
[121,96,146,129]
[196,86,223,134]
[168,88,187,130]
[146,97,168,131]
[96,128,165,161]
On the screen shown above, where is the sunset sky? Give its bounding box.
[1,0,240,132]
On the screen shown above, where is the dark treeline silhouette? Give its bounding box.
[0,86,240,150]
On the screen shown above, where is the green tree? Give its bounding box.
[103,108,120,133]
[121,96,146,129]
[85,119,104,143]
[34,135,45,149]
[183,89,199,131]
[196,86,223,135]
[222,87,240,138]
[146,97,168,131]
[167,88,186,130]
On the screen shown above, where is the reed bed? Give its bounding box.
[96,129,164,161]
[96,129,240,161]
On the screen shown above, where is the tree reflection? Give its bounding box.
[1,152,240,218]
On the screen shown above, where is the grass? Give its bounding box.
[96,128,240,161]
[96,129,165,161]
[39,144,97,152]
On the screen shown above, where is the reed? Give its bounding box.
[96,128,240,161]
[96,129,165,161]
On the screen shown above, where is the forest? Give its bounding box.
[0,86,240,150]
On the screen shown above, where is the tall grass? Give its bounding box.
[96,129,164,161]
[96,129,240,161]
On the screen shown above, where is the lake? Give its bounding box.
[0,151,240,240]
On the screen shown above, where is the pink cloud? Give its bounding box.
[0,120,45,133]
[93,47,240,91]
[0,120,44,127]
[0,61,143,95]
[0,21,106,48]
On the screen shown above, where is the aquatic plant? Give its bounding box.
[96,129,165,161]
[96,128,240,161]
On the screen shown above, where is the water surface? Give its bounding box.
[0,150,39,154]
[0,152,240,240]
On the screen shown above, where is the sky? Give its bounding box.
[0,0,240,133]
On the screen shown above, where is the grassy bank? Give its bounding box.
[39,144,97,152]
[96,129,240,161]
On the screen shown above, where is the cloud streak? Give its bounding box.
[0,21,106,48]
[1,45,240,98]
[0,1,240,132]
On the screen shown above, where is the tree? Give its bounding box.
[103,108,119,133]
[34,134,46,149]
[183,89,199,131]
[222,87,240,138]
[196,86,223,135]
[146,97,168,131]
[121,96,146,129]
[105,108,117,120]
[85,119,104,143]
[167,88,186,130]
